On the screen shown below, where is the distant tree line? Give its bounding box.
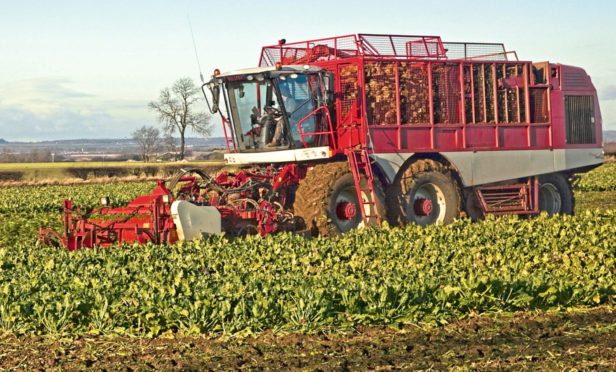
[0,148,60,163]
[0,148,143,163]
[0,146,221,164]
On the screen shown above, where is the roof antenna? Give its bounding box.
[187,14,204,84]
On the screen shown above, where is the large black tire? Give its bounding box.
[387,159,461,227]
[538,173,574,215]
[293,162,385,236]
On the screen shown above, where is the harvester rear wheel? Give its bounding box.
[538,173,574,215]
[387,159,461,227]
[293,162,385,236]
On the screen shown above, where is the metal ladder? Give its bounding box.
[221,115,236,152]
[345,148,382,227]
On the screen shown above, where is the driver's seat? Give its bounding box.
[259,116,275,147]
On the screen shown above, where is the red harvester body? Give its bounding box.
[41,33,604,249]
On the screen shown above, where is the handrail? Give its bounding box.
[200,84,215,114]
[221,115,236,152]
[463,51,518,61]
[296,106,336,149]
[259,34,519,66]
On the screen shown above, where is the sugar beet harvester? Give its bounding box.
[40,34,604,250]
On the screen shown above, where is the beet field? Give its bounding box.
[0,163,615,370]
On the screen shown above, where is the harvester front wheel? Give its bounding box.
[538,173,574,215]
[293,162,385,236]
[388,159,460,227]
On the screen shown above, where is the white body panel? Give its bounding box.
[171,201,221,240]
[374,148,603,187]
[225,146,331,165]
[217,65,321,78]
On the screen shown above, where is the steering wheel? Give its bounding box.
[263,105,282,118]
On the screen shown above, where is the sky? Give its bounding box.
[1,0,615,141]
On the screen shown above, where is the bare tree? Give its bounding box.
[0,148,16,163]
[132,125,160,162]
[24,149,52,163]
[163,132,178,161]
[148,77,212,160]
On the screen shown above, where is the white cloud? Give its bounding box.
[0,77,153,141]
[599,85,616,101]
[601,103,616,131]
[0,105,133,141]
[0,78,94,116]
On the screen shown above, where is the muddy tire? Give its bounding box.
[387,159,461,227]
[293,162,385,236]
[538,173,574,215]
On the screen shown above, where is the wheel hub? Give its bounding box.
[413,198,433,216]
[539,183,562,215]
[336,201,357,220]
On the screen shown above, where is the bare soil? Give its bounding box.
[1,306,615,371]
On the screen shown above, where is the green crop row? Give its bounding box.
[0,164,614,337]
[574,162,616,191]
[0,209,615,336]
[0,182,156,214]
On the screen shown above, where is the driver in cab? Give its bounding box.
[247,84,297,148]
[267,84,297,147]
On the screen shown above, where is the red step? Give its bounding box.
[475,178,538,215]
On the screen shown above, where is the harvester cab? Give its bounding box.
[205,65,336,165]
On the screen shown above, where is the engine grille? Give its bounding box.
[562,70,589,90]
[565,95,595,144]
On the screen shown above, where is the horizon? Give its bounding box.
[1,1,615,141]
[0,135,226,144]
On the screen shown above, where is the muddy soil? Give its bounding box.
[1,306,615,371]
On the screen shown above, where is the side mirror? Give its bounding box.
[211,85,220,113]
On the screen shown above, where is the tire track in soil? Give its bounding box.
[1,305,615,370]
